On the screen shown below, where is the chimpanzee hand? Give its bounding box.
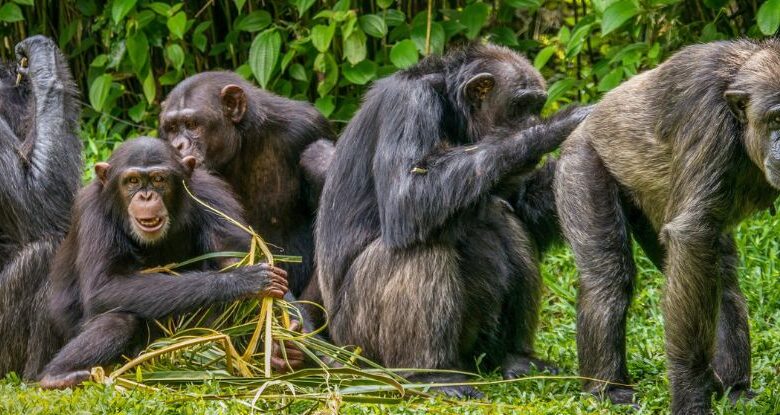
[244,263,288,299]
[14,35,62,88]
[270,320,307,373]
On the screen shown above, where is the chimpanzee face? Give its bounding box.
[160,83,245,171]
[461,53,548,140]
[725,53,780,189]
[94,138,197,245]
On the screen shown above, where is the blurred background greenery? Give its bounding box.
[0,1,777,156]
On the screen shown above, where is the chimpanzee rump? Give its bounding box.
[40,137,289,389]
[316,43,589,397]
[0,36,82,380]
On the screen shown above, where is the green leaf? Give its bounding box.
[90,54,108,67]
[249,29,281,89]
[545,78,577,107]
[235,10,271,32]
[128,100,146,123]
[314,52,339,97]
[89,74,113,111]
[142,67,156,103]
[460,2,490,40]
[315,96,335,117]
[167,11,187,39]
[702,0,728,8]
[193,21,211,52]
[332,0,350,12]
[289,63,309,82]
[166,44,185,70]
[147,2,169,15]
[565,23,592,59]
[126,32,148,73]
[292,0,316,15]
[597,67,623,92]
[158,70,182,86]
[377,0,394,8]
[490,27,518,47]
[343,29,367,65]
[0,3,23,22]
[601,0,639,36]
[111,0,137,24]
[343,60,378,85]
[411,21,445,55]
[757,0,780,35]
[311,23,336,53]
[533,45,556,69]
[359,14,387,38]
[384,9,405,27]
[13,0,34,6]
[390,40,419,69]
[505,0,541,9]
[234,0,246,11]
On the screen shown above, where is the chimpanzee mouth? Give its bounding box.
[134,216,167,233]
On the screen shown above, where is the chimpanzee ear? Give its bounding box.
[725,89,749,123]
[220,84,248,123]
[94,162,110,184]
[181,156,198,175]
[464,73,496,106]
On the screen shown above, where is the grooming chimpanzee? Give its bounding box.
[555,39,780,414]
[158,72,335,298]
[316,43,590,397]
[39,137,290,389]
[0,36,82,379]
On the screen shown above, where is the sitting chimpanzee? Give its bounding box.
[0,36,82,379]
[158,72,335,299]
[316,43,590,397]
[39,137,290,389]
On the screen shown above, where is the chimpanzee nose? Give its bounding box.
[174,139,189,152]
[139,191,153,201]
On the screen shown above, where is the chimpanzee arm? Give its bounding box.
[84,263,287,320]
[373,79,588,247]
[300,139,335,208]
[0,36,81,232]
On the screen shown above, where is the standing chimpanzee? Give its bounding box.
[556,39,780,414]
[0,36,82,380]
[158,72,335,298]
[316,43,590,397]
[39,137,290,389]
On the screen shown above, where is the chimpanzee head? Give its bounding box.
[725,42,780,189]
[159,72,257,171]
[450,44,548,141]
[94,137,197,244]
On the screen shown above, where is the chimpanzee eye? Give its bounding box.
[153,175,166,183]
[185,120,196,130]
[128,177,140,185]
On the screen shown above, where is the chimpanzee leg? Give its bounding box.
[40,312,139,389]
[713,233,753,402]
[556,136,636,404]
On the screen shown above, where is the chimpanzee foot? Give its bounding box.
[434,384,484,399]
[727,386,756,404]
[599,386,639,410]
[39,370,91,390]
[502,353,559,379]
[408,373,484,399]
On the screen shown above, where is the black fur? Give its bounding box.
[0,36,82,380]
[316,43,589,397]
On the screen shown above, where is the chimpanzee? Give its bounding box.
[0,36,82,379]
[315,43,590,397]
[158,72,335,298]
[39,137,290,389]
[556,39,780,414]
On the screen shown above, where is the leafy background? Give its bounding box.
[0,0,778,171]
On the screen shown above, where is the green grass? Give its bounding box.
[2,212,780,414]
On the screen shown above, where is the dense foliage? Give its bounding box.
[1,1,777,140]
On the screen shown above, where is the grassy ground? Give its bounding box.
[2,211,780,414]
